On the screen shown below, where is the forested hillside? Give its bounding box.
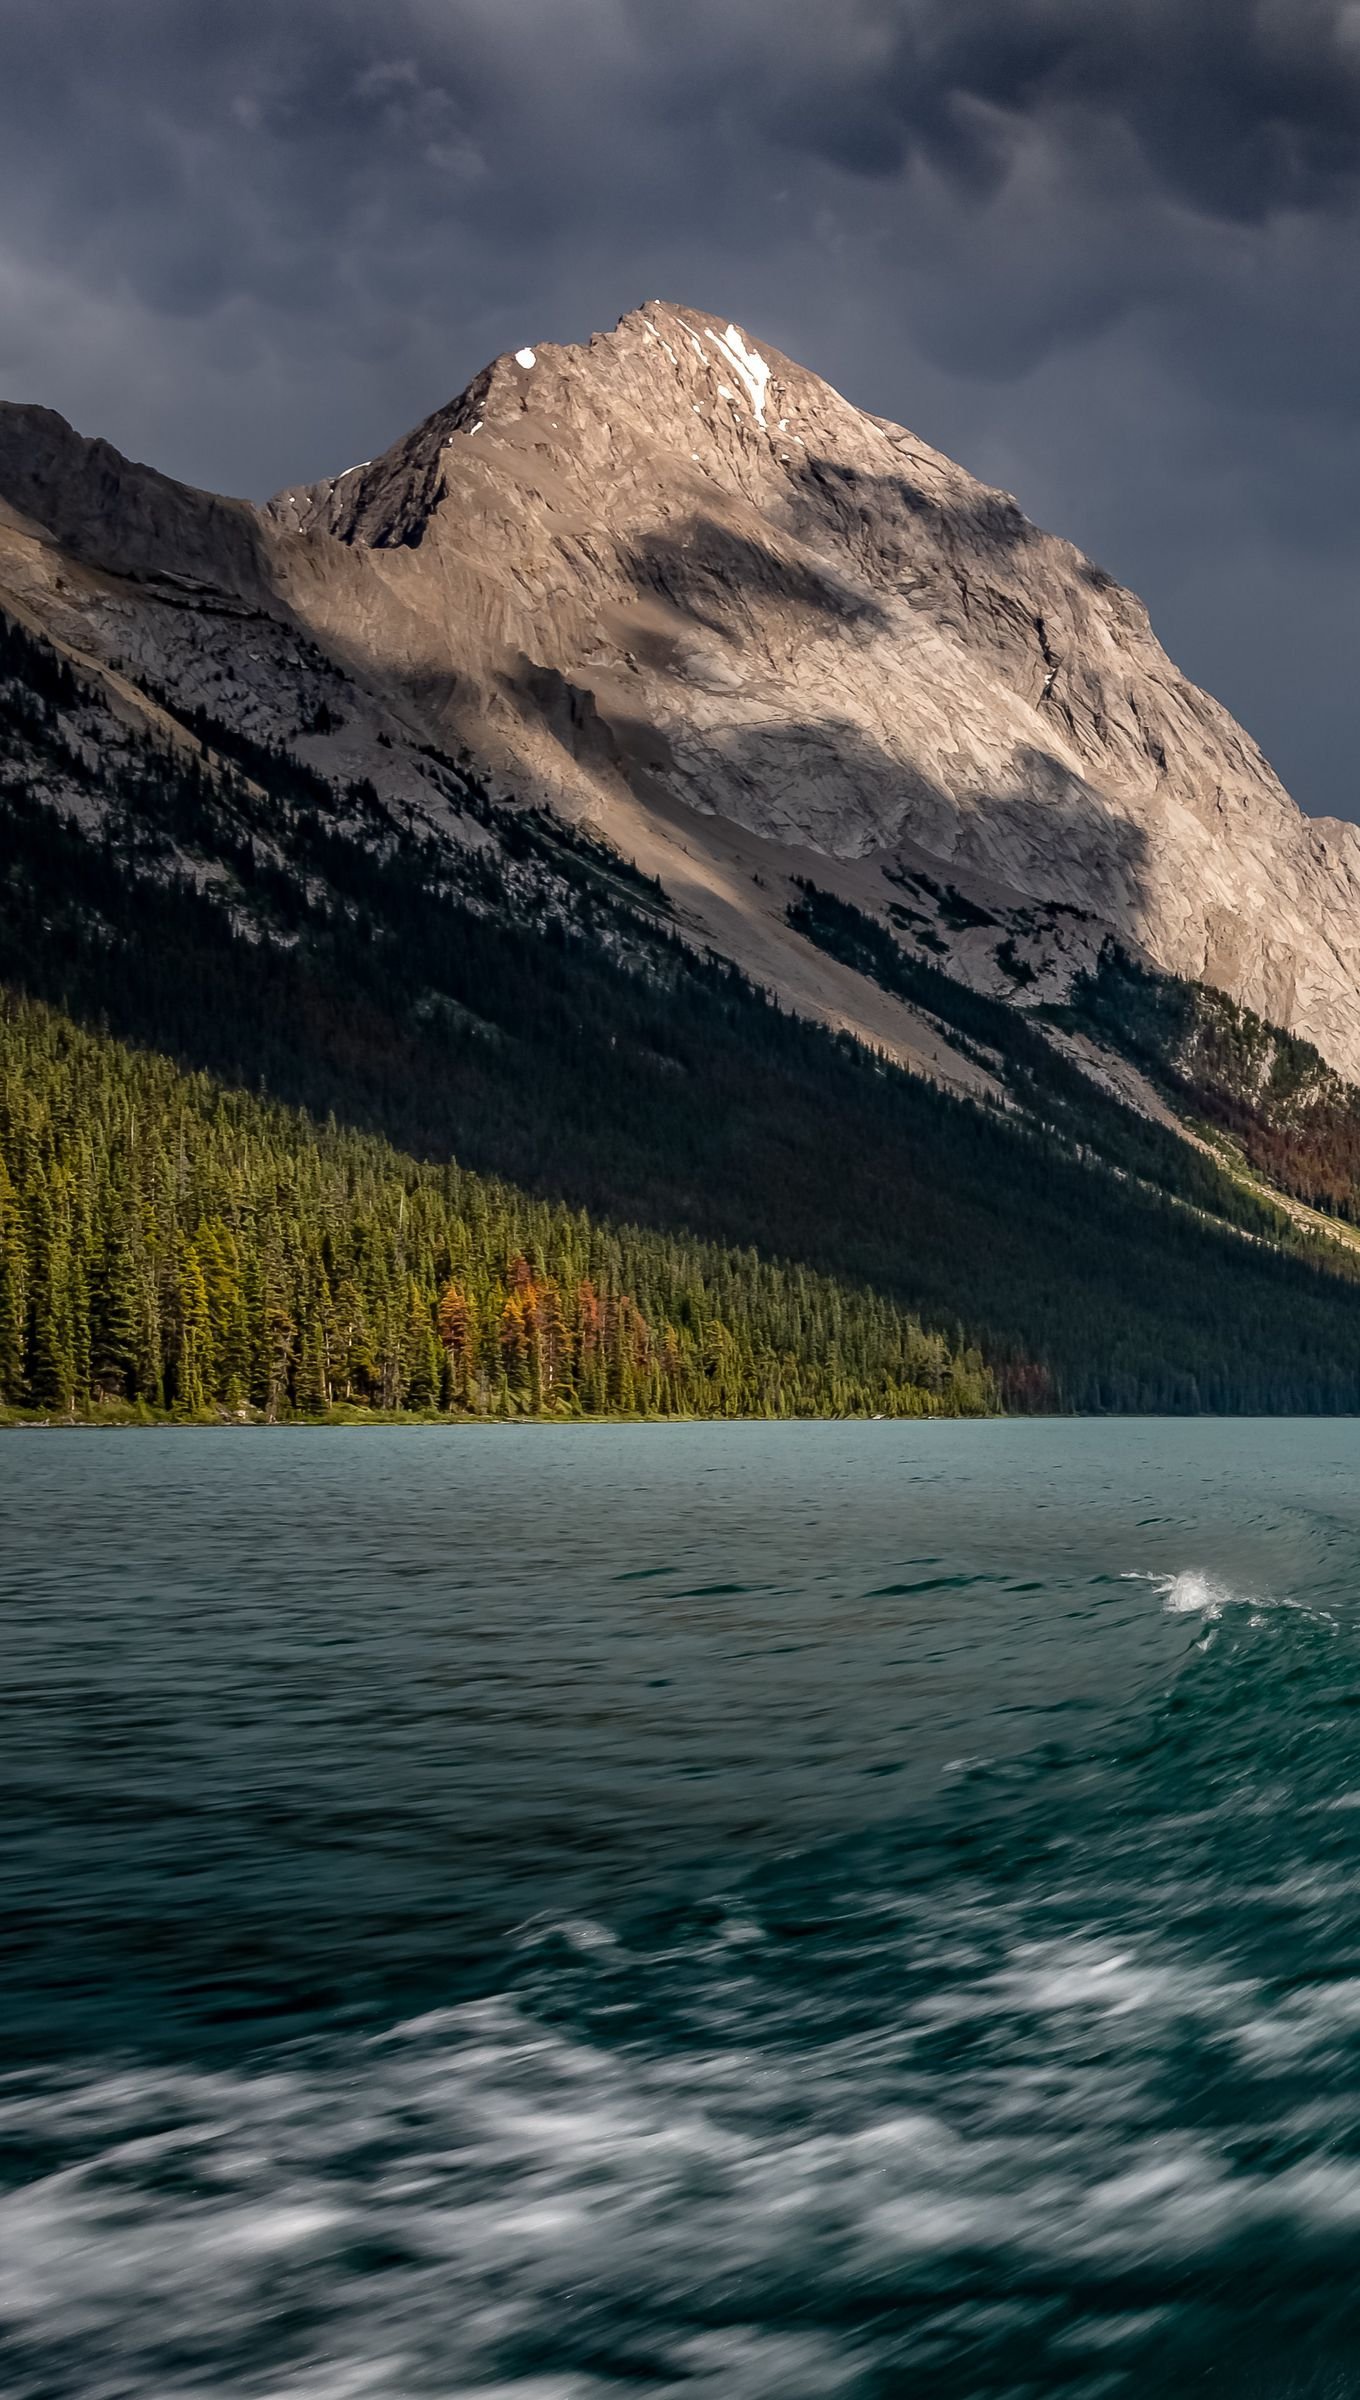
[7,605,1360,1413]
[0,995,990,1421]
[1072,948,1360,1221]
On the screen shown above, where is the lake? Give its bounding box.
[6,1419,1360,2394]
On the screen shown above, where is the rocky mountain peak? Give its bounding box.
[268,302,823,547]
[4,301,1360,1078]
[252,298,1360,1068]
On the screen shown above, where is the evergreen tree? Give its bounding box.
[171,1235,214,1417]
[0,1152,26,1401]
[25,1177,74,1414]
[89,1204,141,1399]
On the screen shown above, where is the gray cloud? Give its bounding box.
[1,1,1358,814]
[766,0,1360,216]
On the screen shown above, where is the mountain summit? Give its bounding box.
[2,300,1360,1077]
[260,299,1360,1076]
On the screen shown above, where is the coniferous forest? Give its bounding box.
[0,994,993,1422]
[8,604,1360,1416]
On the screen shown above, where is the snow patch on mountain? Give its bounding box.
[705,323,771,428]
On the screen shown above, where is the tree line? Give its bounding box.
[0,993,995,1421]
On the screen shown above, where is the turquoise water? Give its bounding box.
[6,1420,1360,2393]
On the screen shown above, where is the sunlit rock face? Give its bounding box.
[5,301,1360,1074]
[262,300,1360,1075]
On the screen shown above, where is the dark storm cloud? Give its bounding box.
[2,2,1359,813]
[768,0,1360,218]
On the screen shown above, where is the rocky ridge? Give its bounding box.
[2,302,1360,1078]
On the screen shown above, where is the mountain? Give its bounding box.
[6,301,1360,1078]
[268,303,1360,1079]
[6,303,1360,1415]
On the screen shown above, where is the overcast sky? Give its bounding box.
[3,0,1359,814]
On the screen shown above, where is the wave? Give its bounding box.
[1122,1567,1340,1630]
[11,1431,1360,2395]
[10,1905,1360,2400]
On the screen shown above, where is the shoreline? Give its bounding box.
[8,1408,1360,1430]
[0,1404,958,1431]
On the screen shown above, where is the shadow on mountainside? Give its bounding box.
[501,646,1156,940]
[621,512,892,641]
[0,401,273,603]
[608,464,1131,751]
[957,743,1152,910]
[794,445,1127,602]
[793,447,1042,559]
[780,450,1140,694]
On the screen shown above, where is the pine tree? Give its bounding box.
[171,1235,214,1417]
[402,1285,440,1412]
[0,1152,26,1401]
[295,1311,330,1415]
[89,1206,141,1399]
[25,1175,74,1413]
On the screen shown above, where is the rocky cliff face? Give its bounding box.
[4,301,1360,1077]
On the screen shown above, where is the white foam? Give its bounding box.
[1161,1570,1241,1617]
[9,1930,1359,2393]
[1124,1567,1335,1627]
[1122,1569,1251,1619]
